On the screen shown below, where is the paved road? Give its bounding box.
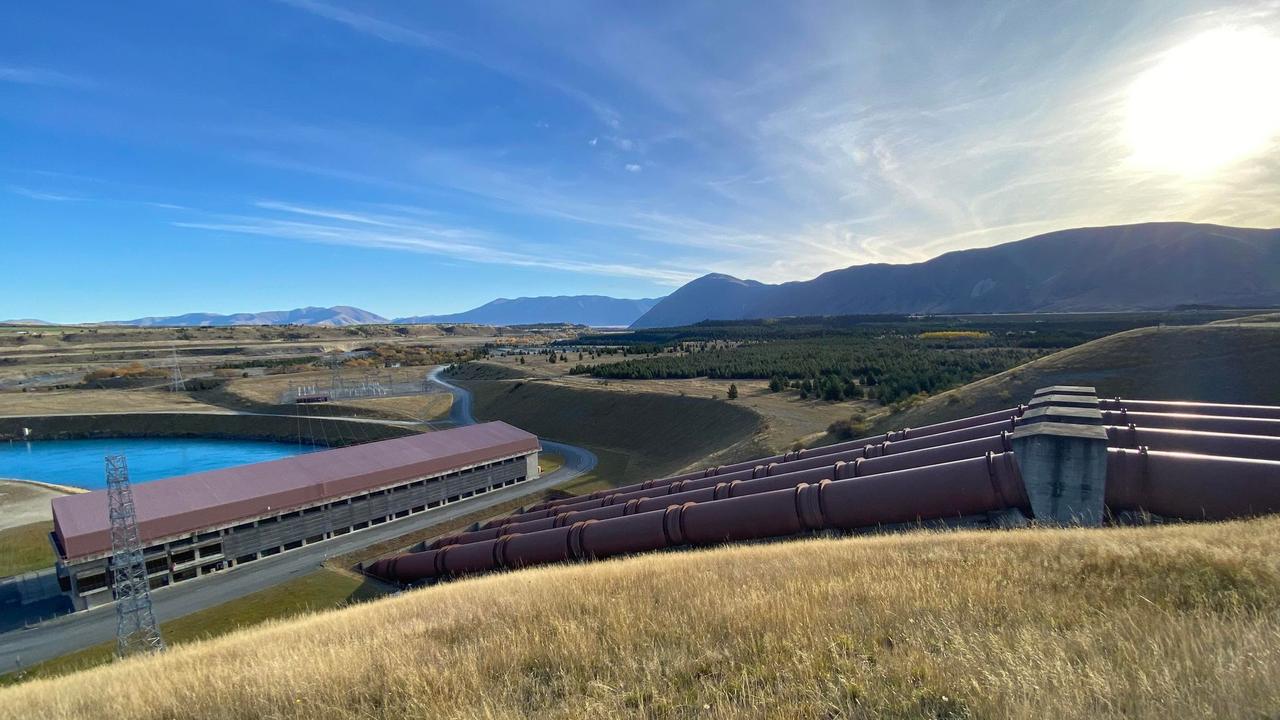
[0,366,595,671]
[426,366,597,479]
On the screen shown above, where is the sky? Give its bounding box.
[2,1,1279,323]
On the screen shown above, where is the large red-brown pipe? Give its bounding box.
[1106,448,1280,520]
[1100,410,1280,437]
[457,432,1014,545]
[512,413,1023,521]
[1107,426,1280,462]
[376,452,1026,583]
[449,433,1027,548]
[518,405,1026,514]
[1100,399,1280,420]
[544,433,1013,517]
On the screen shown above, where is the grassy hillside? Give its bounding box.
[4,518,1277,719]
[448,363,763,486]
[869,323,1280,433]
[0,521,54,577]
[2,569,383,687]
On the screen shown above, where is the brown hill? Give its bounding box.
[869,322,1280,433]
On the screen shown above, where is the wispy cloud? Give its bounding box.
[273,0,624,130]
[8,186,78,202]
[0,66,86,88]
[11,0,1280,301]
[176,202,700,285]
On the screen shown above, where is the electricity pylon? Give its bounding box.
[106,454,166,658]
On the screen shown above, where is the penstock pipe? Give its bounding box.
[374,451,1027,584]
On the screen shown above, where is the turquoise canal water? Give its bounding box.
[0,437,317,490]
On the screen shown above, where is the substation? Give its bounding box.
[366,387,1280,585]
[49,422,540,610]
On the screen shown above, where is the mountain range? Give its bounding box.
[10,223,1278,329]
[112,306,389,327]
[35,295,663,327]
[632,223,1280,327]
[393,296,660,327]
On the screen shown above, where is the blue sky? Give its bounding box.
[2,1,1279,323]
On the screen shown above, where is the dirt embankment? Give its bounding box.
[0,413,418,447]
[447,363,763,487]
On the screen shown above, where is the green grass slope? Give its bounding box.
[3,518,1277,719]
[870,323,1280,433]
[0,521,55,577]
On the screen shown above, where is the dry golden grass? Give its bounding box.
[221,370,338,404]
[337,394,453,421]
[5,517,1279,719]
[223,368,442,405]
[0,389,221,416]
[918,330,991,340]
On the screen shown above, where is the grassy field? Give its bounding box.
[0,388,221,416]
[449,363,763,487]
[0,568,385,687]
[4,517,1277,718]
[0,521,54,577]
[866,323,1280,434]
[538,451,565,475]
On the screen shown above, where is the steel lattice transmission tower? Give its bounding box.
[106,454,166,658]
[168,345,186,393]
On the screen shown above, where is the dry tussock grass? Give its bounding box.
[4,518,1279,720]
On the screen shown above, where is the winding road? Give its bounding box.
[426,365,597,481]
[0,366,595,672]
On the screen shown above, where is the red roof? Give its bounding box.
[52,421,539,561]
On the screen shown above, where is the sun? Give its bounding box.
[1127,27,1280,176]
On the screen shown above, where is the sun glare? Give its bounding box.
[1127,27,1280,176]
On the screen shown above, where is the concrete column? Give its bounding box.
[1011,386,1109,525]
[1031,385,1098,398]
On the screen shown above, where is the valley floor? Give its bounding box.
[4,517,1277,719]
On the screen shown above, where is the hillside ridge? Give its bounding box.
[633,222,1280,327]
[866,322,1280,433]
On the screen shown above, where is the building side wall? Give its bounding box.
[59,451,536,610]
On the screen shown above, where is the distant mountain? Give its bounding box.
[0,319,56,326]
[396,295,662,327]
[632,223,1280,328]
[112,305,389,327]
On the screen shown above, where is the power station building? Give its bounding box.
[50,421,540,610]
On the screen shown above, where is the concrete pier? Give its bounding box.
[1011,386,1109,525]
